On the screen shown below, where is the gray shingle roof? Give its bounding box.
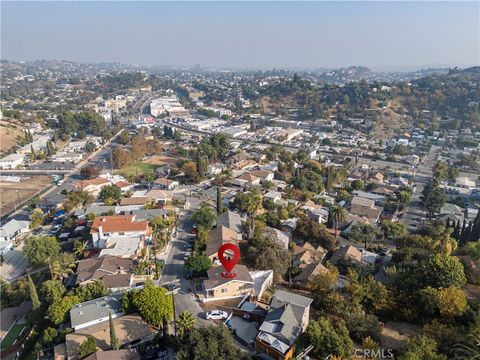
[216,210,243,233]
[70,293,123,329]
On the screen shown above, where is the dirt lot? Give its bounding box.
[372,100,410,140]
[0,175,51,215]
[0,119,25,156]
[380,321,421,350]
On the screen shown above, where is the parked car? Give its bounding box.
[206,310,228,320]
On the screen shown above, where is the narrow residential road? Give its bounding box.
[159,211,210,327]
[402,145,439,230]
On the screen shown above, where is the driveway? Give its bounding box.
[0,242,27,281]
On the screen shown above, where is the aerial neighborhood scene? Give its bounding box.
[0,1,479,359]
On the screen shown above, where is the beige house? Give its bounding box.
[76,177,111,196]
[203,265,254,301]
[350,196,381,221]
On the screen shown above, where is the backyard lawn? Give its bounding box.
[117,162,158,178]
[1,323,27,349]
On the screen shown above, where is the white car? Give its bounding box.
[205,310,228,320]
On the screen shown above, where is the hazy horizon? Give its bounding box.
[1,1,479,71]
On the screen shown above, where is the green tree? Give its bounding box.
[184,255,212,277]
[329,204,347,238]
[380,219,407,240]
[419,253,467,288]
[27,274,41,311]
[244,229,292,281]
[109,313,119,350]
[78,335,97,359]
[40,280,66,305]
[421,179,446,217]
[23,235,60,266]
[303,317,354,359]
[99,185,122,203]
[46,140,56,157]
[74,280,110,302]
[41,327,58,347]
[192,202,217,229]
[48,295,80,325]
[350,223,383,249]
[398,335,447,360]
[131,280,174,327]
[49,253,76,280]
[30,208,44,228]
[176,326,243,360]
[294,217,337,251]
[176,311,196,337]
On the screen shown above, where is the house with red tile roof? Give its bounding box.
[90,215,152,248]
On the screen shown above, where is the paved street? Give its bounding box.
[402,145,439,230]
[159,210,211,327]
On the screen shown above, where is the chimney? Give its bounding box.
[99,224,104,239]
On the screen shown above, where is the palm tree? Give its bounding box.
[49,253,76,280]
[453,334,480,359]
[176,311,196,337]
[73,240,88,259]
[329,204,347,238]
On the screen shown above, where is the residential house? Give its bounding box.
[144,189,172,205]
[206,226,239,263]
[280,218,298,233]
[349,196,382,222]
[293,262,329,286]
[84,350,140,360]
[236,173,261,188]
[64,314,156,359]
[216,210,243,236]
[263,191,282,205]
[369,172,384,183]
[76,177,111,196]
[90,215,152,248]
[119,197,151,208]
[251,169,274,182]
[293,242,327,267]
[265,227,290,250]
[329,245,363,265]
[0,154,25,169]
[227,152,252,169]
[153,178,178,190]
[114,181,135,193]
[0,219,30,254]
[70,293,123,330]
[202,265,255,302]
[99,236,144,258]
[256,290,313,360]
[75,255,134,292]
[207,163,226,175]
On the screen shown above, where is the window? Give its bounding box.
[221,288,227,293]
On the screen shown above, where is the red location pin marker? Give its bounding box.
[218,243,240,278]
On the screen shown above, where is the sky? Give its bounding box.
[1,1,479,71]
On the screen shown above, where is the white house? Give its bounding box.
[0,219,30,254]
[153,178,179,190]
[0,154,25,169]
[90,215,152,248]
[70,294,123,330]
